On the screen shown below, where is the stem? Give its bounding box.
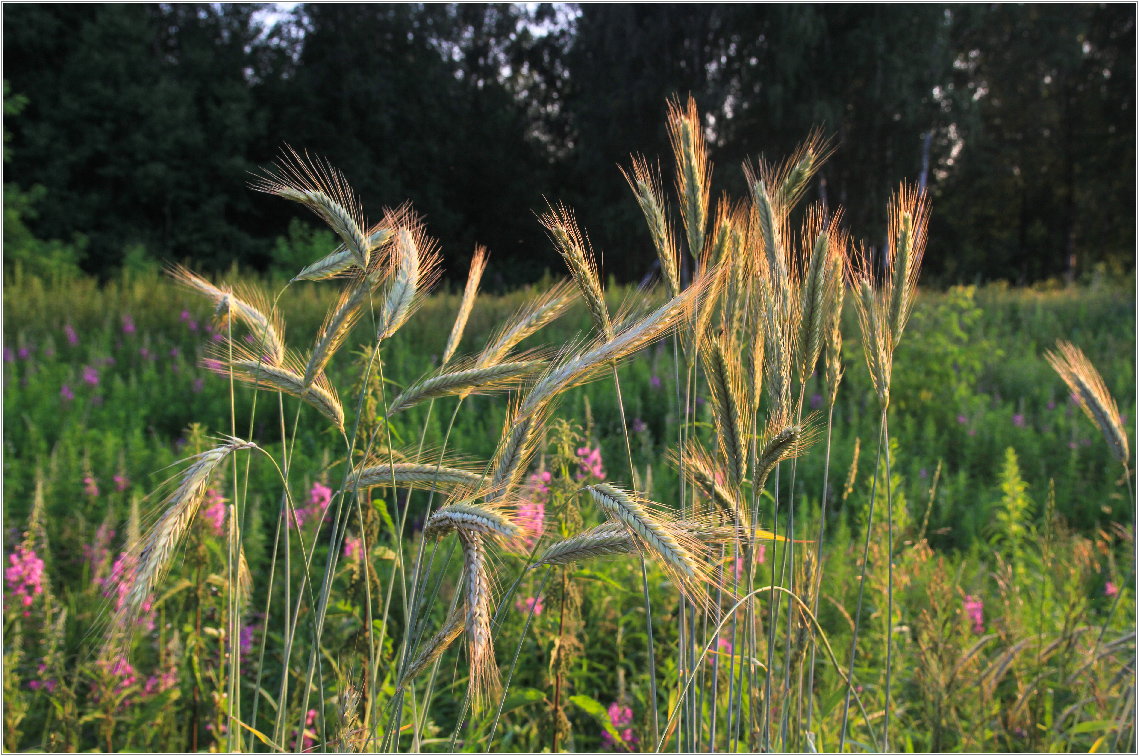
[838,407,886,753]
[551,566,568,754]
[805,399,837,733]
[883,414,894,751]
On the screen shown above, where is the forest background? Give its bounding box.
[3,3,1135,288]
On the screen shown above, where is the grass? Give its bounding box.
[2,101,1135,754]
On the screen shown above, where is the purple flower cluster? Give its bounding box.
[5,545,45,612]
[517,470,550,549]
[601,702,638,751]
[202,487,227,536]
[963,594,984,634]
[576,445,605,481]
[287,482,334,530]
[344,535,363,560]
[84,475,100,498]
[27,662,56,693]
[515,595,544,616]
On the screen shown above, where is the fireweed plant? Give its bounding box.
[57,101,1133,754]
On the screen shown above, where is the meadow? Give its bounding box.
[2,104,1136,754]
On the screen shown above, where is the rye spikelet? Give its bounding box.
[204,346,345,430]
[293,225,394,282]
[885,185,930,349]
[489,407,547,500]
[386,359,545,415]
[348,463,484,492]
[796,207,836,379]
[476,279,578,367]
[396,609,465,694]
[584,483,716,607]
[304,268,384,387]
[170,265,286,365]
[541,203,612,338]
[423,501,520,544]
[852,262,892,410]
[622,155,680,297]
[520,276,711,420]
[703,333,749,489]
[115,439,257,636]
[532,523,635,568]
[755,419,813,492]
[377,223,442,341]
[442,246,489,366]
[777,130,831,211]
[1045,341,1130,466]
[668,95,711,262]
[761,272,796,422]
[460,531,498,709]
[253,148,372,268]
[825,234,848,403]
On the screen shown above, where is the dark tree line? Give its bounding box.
[4,3,1134,286]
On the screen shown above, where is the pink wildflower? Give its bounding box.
[114,474,130,492]
[202,488,226,536]
[121,315,136,335]
[309,481,332,514]
[84,475,99,498]
[60,384,74,402]
[5,545,45,609]
[1105,581,1119,598]
[83,365,99,386]
[515,596,544,616]
[84,523,115,579]
[92,657,137,708]
[28,663,56,693]
[344,535,363,560]
[3,348,12,362]
[649,374,661,390]
[576,445,606,480]
[1013,414,1025,427]
[963,594,984,634]
[241,624,255,654]
[601,701,637,751]
[64,323,78,345]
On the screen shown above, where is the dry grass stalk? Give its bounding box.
[396,609,465,694]
[348,463,484,492]
[117,439,257,635]
[622,155,679,297]
[377,224,442,341]
[703,334,749,490]
[476,279,578,367]
[1045,341,1130,466]
[204,347,345,430]
[541,203,612,338]
[253,149,372,269]
[460,531,499,709]
[386,359,545,416]
[533,523,636,568]
[170,264,286,366]
[423,501,520,543]
[304,268,384,388]
[442,246,489,366]
[667,95,711,262]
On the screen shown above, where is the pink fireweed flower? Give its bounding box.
[189,320,199,331]
[83,365,99,386]
[601,701,637,751]
[649,374,661,390]
[630,418,647,433]
[84,523,115,579]
[1106,582,1119,598]
[92,657,137,708]
[291,709,319,751]
[3,347,12,362]
[344,535,363,560]
[717,637,733,656]
[309,481,332,514]
[84,475,99,498]
[180,310,191,322]
[202,488,226,536]
[1013,414,1025,427]
[114,474,129,492]
[28,662,56,693]
[64,323,78,345]
[121,315,136,335]
[5,545,45,609]
[241,624,255,654]
[515,595,544,616]
[516,470,550,549]
[575,445,605,480]
[18,346,30,359]
[60,384,74,402]
[963,594,984,634]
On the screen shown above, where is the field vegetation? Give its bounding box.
[2,101,1135,754]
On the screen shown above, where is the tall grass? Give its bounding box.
[2,100,1135,753]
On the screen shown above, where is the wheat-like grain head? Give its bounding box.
[304,267,385,388]
[294,224,395,282]
[622,155,680,297]
[541,202,612,339]
[1045,340,1130,467]
[796,206,837,381]
[667,95,711,263]
[885,184,930,350]
[851,251,893,410]
[459,530,499,710]
[824,227,849,404]
[253,148,372,269]
[386,357,545,416]
[204,345,345,430]
[667,441,744,521]
[776,129,832,212]
[396,608,465,695]
[442,246,489,367]
[169,264,287,366]
[112,439,257,640]
[703,331,750,490]
[532,523,636,568]
[377,221,442,341]
[348,462,485,493]
[423,500,520,545]
[476,279,578,368]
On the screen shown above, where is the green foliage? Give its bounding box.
[991,447,1034,569]
[271,219,339,280]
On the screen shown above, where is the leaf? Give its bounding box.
[1067,719,1113,735]
[232,716,286,751]
[500,688,546,715]
[569,694,623,743]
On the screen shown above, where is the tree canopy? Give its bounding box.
[4,3,1133,285]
